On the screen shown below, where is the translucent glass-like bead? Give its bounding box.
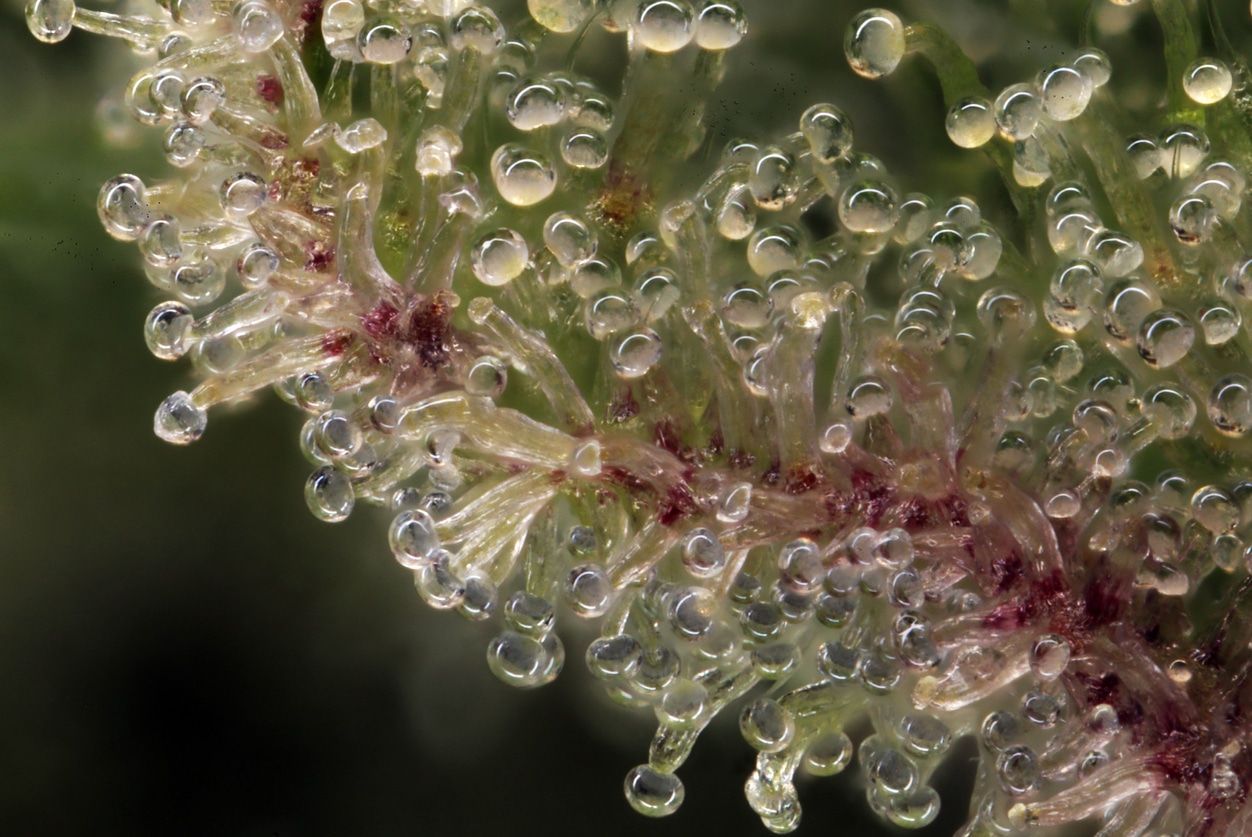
[153,71,186,118]
[748,147,800,211]
[945,96,996,149]
[491,143,556,206]
[528,0,593,32]
[839,180,899,234]
[981,710,1020,751]
[358,18,411,63]
[504,591,556,635]
[98,174,149,241]
[26,0,75,43]
[322,0,364,55]
[997,745,1040,794]
[565,563,613,617]
[1184,58,1233,105]
[840,376,892,421]
[586,634,643,679]
[1048,259,1102,321]
[609,329,662,379]
[294,371,334,412]
[880,787,939,830]
[1170,193,1216,246]
[717,481,752,523]
[219,172,266,219]
[1071,47,1111,87]
[729,572,762,605]
[154,390,207,444]
[389,509,440,568]
[171,254,224,305]
[1136,309,1193,368]
[144,301,193,360]
[722,283,770,329]
[844,8,905,79]
[800,103,853,163]
[312,410,362,460]
[487,630,562,687]
[977,287,1035,334]
[681,527,725,577]
[1125,133,1161,179]
[893,193,935,244]
[804,731,853,776]
[561,127,609,169]
[1199,300,1241,346]
[1192,486,1240,535]
[863,741,917,794]
[740,697,794,752]
[333,118,386,154]
[694,0,745,50]
[449,6,503,52]
[1206,372,1246,437]
[658,678,708,725]
[233,0,284,53]
[895,287,954,350]
[305,465,355,522]
[744,772,799,832]
[570,256,621,299]
[163,122,204,168]
[668,586,715,638]
[471,228,529,286]
[139,215,183,269]
[992,84,1040,142]
[633,0,694,53]
[716,185,757,240]
[739,600,782,642]
[816,639,861,681]
[1036,64,1093,121]
[624,765,684,817]
[900,714,951,758]
[543,211,596,267]
[746,225,802,277]
[415,126,462,177]
[632,647,681,693]
[633,268,681,321]
[180,76,225,125]
[567,525,598,555]
[1088,229,1144,279]
[1029,634,1071,680]
[1021,691,1061,727]
[461,357,505,398]
[506,77,566,131]
[1160,124,1210,178]
[457,572,498,622]
[777,539,822,594]
[237,244,279,289]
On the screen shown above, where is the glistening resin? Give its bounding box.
[25,0,1252,834]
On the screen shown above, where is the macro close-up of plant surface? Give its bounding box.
[8,0,1252,834]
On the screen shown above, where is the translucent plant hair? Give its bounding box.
[23,0,1252,833]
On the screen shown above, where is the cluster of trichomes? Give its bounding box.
[24,0,1252,833]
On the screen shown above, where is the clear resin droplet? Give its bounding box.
[633,0,694,54]
[844,8,905,80]
[305,465,355,522]
[1184,58,1233,105]
[154,391,206,445]
[624,765,685,817]
[26,0,75,44]
[946,96,996,148]
[491,143,557,206]
[471,227,529,286]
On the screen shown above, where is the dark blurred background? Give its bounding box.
[2,1,1247,835]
